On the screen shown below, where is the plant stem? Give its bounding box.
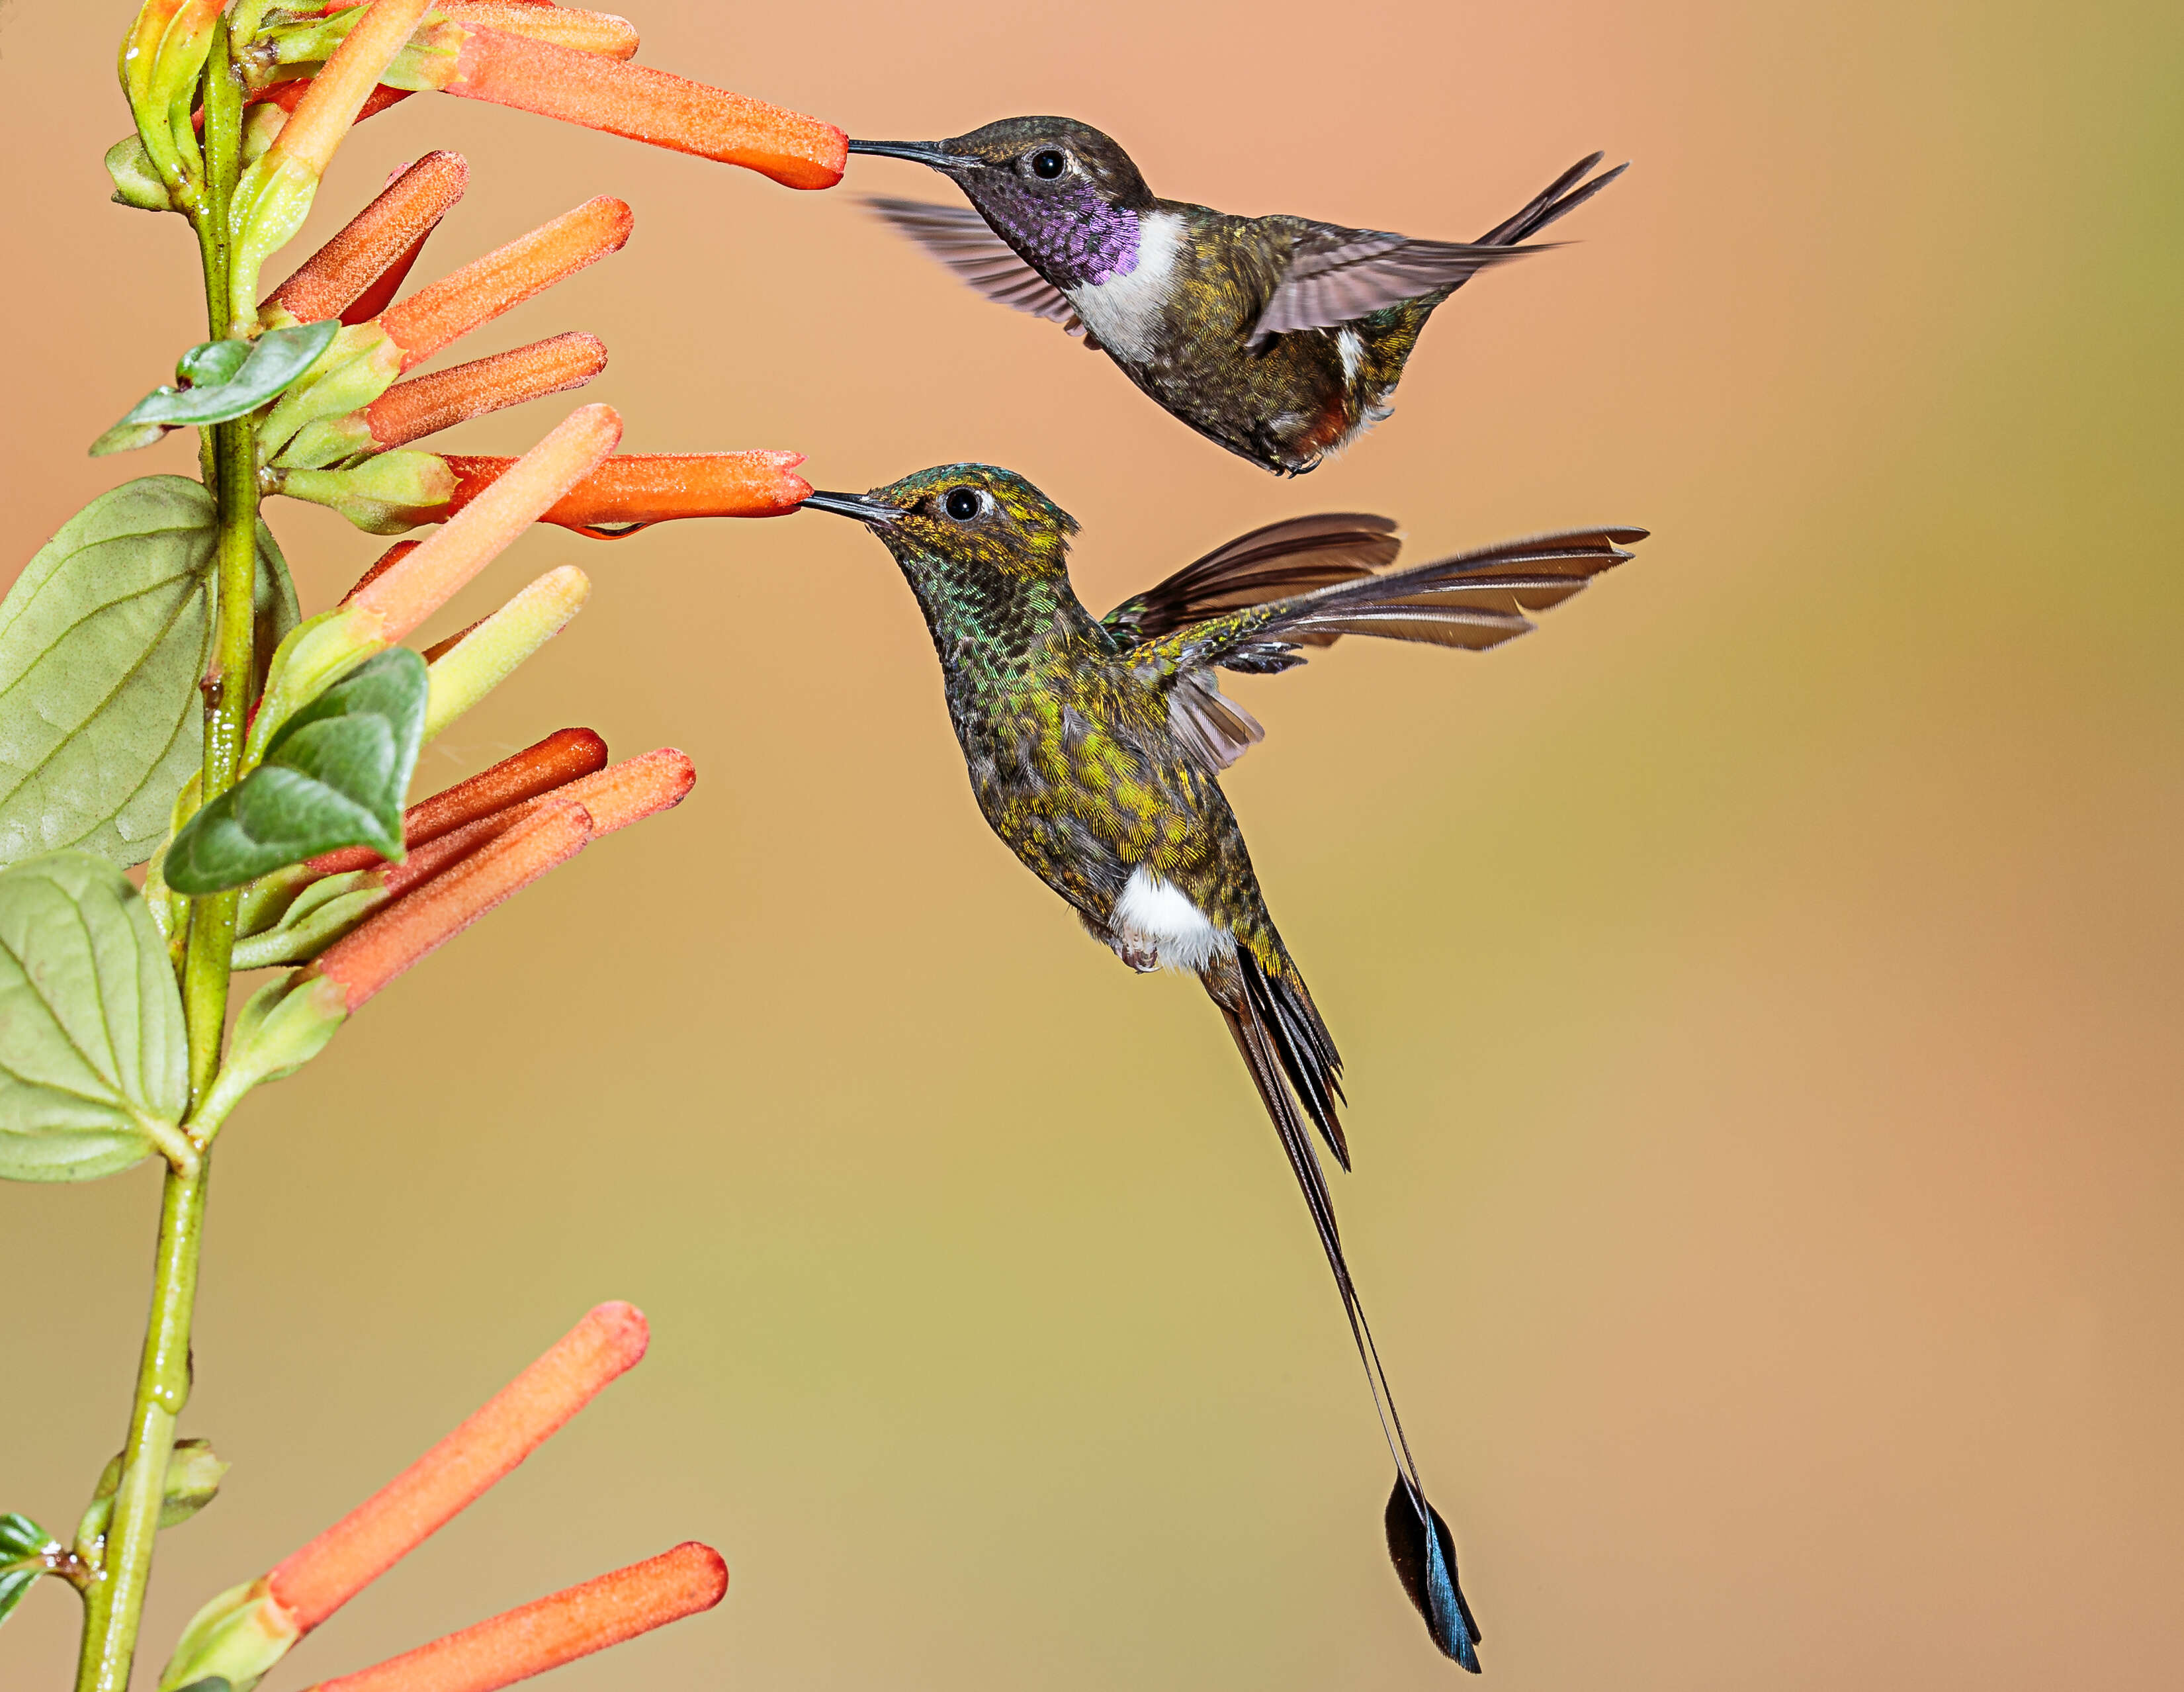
[73,21,262,1692]
[71,1160,210,1692]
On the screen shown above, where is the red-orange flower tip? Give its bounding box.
[563,747,696,832]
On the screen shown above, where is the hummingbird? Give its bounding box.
[801,463,1646,1667]
[845,120,1626,476]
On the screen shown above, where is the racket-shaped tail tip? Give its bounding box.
[1385,1476,1483,1671]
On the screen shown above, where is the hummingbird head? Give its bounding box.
[848,118,1155,289]
[803,465,1079,586]
[803,467,1092,660]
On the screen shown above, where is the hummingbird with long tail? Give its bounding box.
[801,464,1645,1667]
[845,120,1626,475]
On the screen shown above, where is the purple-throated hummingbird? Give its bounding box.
[801,465,1647,1666]
[846,120,1626,475]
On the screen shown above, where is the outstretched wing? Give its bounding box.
[1104,513,1404,772]
[1126,526,1645,770]
[1102,512,1403,646]
[1250,225,1543,341]
[863,197,1085,334]
[1248,153,1629,343]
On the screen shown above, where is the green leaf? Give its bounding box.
[92,323,341,454]
[165,649,427,894]
[0,1512,52,1630]
[0,852,189,1182]
[0,477,298,870]
[0,1567,40,1631]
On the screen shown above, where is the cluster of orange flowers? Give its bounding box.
[127,5,861,1685]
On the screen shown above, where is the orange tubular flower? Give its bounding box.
[309,727,609,876]
[437,28,846,189]
[303,1543,727,1692]
[366,332,609,447]
[311,803,593,1008]
[269,1302,650,1628]
[443,450,813,533]
[268,150,468,323]
[434,1,640,59]
[161,1304,656,1688]
[377,195,631,371]
[345,402,620,643]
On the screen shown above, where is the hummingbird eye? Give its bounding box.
[1029,149,1067,179]
[944,487,983,521]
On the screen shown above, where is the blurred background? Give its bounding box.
[3,1,2179,1687]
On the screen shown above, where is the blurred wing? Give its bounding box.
[864,197,1085,334]
[1130,524,1647,701]
[1250,223,1548,341]
[1102,513,1403,646]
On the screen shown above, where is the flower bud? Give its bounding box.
[118,0,224,203]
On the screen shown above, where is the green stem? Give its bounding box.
[71,1161,210,1692]
[73,22,261,1692]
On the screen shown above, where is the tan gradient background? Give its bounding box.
[3,1,2180,1687]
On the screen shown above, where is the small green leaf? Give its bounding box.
[0,1513,52,1630]
[80,1440,229,1543]
[177,340,251,389]
[0,853,188,1182]
[172,1681,234,1692]
[0,1568,40,1631]
[107,134,179,212]
[165,650,427,894]
[93,322,341,453]
[0,477,298,869]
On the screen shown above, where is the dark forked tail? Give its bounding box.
[1210,947,1483,1670]
[1475,151,1630,250]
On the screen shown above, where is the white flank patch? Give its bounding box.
[1114,864,1224,972]
[1067,210,1185,363]
[1336,326,1364,382]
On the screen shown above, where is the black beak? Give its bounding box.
[845,138,982,170]
[801,489,906,525]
